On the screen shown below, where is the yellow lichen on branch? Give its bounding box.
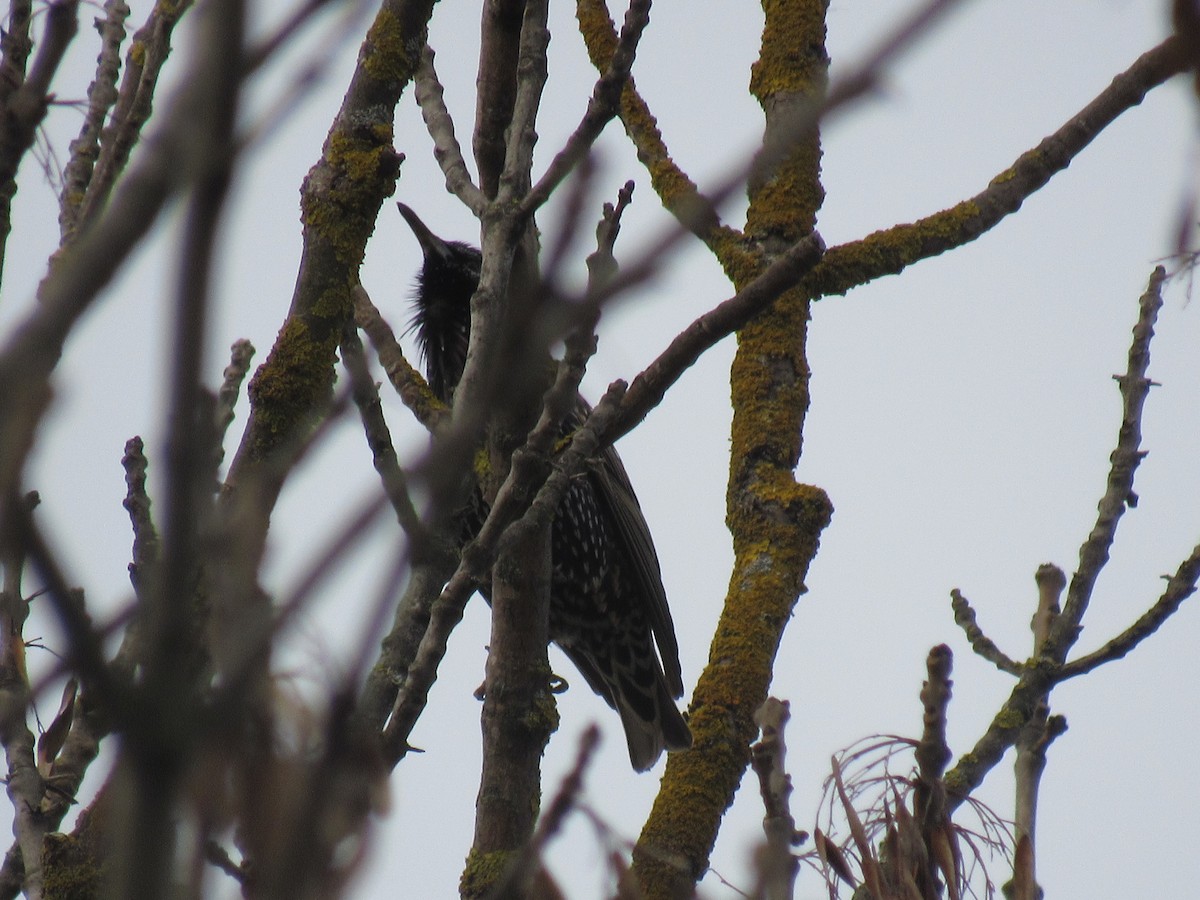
[632,1,833,896]
[229,1,430,474]
[574,0,720,241]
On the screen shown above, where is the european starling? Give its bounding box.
[397,203,691,771]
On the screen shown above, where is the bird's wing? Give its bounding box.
[586,434,685,698]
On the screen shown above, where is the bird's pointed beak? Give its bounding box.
[397,203,454,263]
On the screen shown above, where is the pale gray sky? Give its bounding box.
[3,1,1197,898]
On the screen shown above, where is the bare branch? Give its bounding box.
[356,549,458,737]
[808,42,1188,301]
[242,0,337,74]
[944,636,1056,811]
[380,560,479,764]
[214,339,256,454]
[1007,706,1067,900]
[353,284,449,432]
[1057,540,1200,679]
[521,0,650,216]
[496,0,549,204]
[0,0,80,287]
[578,0,970,248]
[0,0,35,107]
[913,645,958,900]
[505,381,624,555]
[339,322,428,551]
[1030,564,1065,655]
[951,589,1022,676]
[483,725,602,898]
[118,436,155,664]
[1053,267,1165,642]
[113,0,247,890]
[58,0,128,239]
[607,231,825,444]
[947,268,1174,811]
[0,493,45,900]
[11,0,78,145]
[467,510,554,891]
[0,70,231,504]
[414,46,485,213]
[575,0,720,240]
[220,0,429,610]
[68,0,195,237]
[915,646,953,798]
[750,698,801,900]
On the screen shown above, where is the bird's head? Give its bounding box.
[397,203,482,402]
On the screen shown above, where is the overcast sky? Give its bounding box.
[3,0,1198,898]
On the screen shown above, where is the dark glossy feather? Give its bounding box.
[398,203,690,770]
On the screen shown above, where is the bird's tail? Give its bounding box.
[613,671,692,772]
[564,645,691,771]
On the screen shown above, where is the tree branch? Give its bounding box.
[474,0,525,198]
[353,284,450,432]
[806,41,1188,301]
[66,0,195,239]
[1053,267,1165,643]
[339,322,429,551]
[1057,540,1200,680]
[607,231,825,444]
[413,46,485,214]
[950,588,1023,676]
[0,0,79,287]
[575,0,720,241]
[0,494,44,900]
[946,267,1172,808]
[632,1,833,894]
[750,698,801,900]
[483,725,602,898]
[219,0,433,672]
[521,0,650,217]
[57,0,128,239]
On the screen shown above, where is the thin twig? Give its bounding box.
[950,589,1022,676]
[945,270,1171,807]
[750,698,801,900]
[214,339,256,456]
[1057,540,1200,679]
[352,285,449,432]
[605,232,825,444]
[538,153,599,288]
[914,645,959,900]
[117,436,156,670]
[339,322,429,551]
[1053,267,1165,642]
[520,0,650,217]
[0,493,45,900]
[243,0,337,74]
[58,0,128,239]
[414,45,485,214]
[0,0,80,287]
[203,839,249,886]
[485,725,603,898]
[71,0,196,235]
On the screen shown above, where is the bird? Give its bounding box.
[397,202,692,771]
